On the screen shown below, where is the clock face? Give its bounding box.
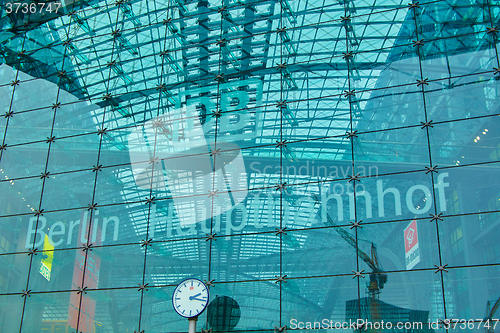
[172,278,210,318]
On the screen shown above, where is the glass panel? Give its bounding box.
[352,7,412,52]
[430,115,500,167]
[353,171,437,224]
[71,203,155,246]
[211,233,278,282]
[0,142,48,179]
[425,75,500,122]
[52,100,102,138]
[20,292,74,332]
[47,134,100,173]
[0,294,23,332]
[440,163,500,216]
[203,280,280,331]
[41,170,96,212]
[88,244,145,290]
[0,215,28,254]
[419,1,490,35]
[358,270,446,331]
[283,227,357,278]
[145,239,208,284]
[279,138,353,186]
[0,64,17,86]
[283,276,358,331]
[439,212,500,268]
[354,126,430,175]
[28,248,83,293]
[20,288,141,333]
[358,219,440,272]
[4,108,55,145]
[352,67,425,131]
[98,129,133,167]
[444,266,500,323]
[421,45,497,79]
[1,0,499,332]
[9,76,58,114]
[0,252,30,294]
[0,176,43,216]
[94,164,145,206]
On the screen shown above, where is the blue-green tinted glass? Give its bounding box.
[0,0,499,331]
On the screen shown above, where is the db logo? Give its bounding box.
[406,228,414,246]
[128,79,262,227]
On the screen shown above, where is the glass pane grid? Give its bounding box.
[0,0,499,331]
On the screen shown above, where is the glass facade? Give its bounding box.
[0,0,499,332]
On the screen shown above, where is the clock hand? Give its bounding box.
[191,297,207,302]
[189,293,201,300]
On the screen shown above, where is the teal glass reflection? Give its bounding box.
[0,0,499,331]
[0,295,24,332]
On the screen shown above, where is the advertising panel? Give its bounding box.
[404,220,420,270]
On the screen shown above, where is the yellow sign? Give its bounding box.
[39,235,54,281]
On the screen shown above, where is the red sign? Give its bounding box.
[404,220,418,253]
[404,220,420,270]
